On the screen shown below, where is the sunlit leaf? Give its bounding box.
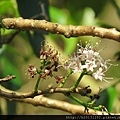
[107,86,118,112]
[0,0,18,17]
[50,6,68,24]
[0,1,13,15]
[81,7,96,26]
[62,37,78,54]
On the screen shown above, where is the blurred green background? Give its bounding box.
[0,0,120,115]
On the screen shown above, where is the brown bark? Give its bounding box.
[0,85,120,115]
[2,17,120,43]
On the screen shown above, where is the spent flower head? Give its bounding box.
[27,64,37,78]
[64,41,113,82]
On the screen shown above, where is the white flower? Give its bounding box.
[92,67,112,83]
[64,55,84,73]
[63,41,113,82]
[92,67,104,81]
[85,59,97,72]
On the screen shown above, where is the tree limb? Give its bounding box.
[0,85,91,99]
[0,85,120,115]
[1,18,120,43]
[0,86,107,115]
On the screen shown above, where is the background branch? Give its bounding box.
[0,75,16,83]
[1,18,120,43]
[0,85,120,115]
[0,85,113,115]
[0,86,92,99]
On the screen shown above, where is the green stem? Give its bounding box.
[69,94,87,107]
[68,94,104,112]
[34,59,46,93]
[34,77,41,93]
[71,72,84,91]
[59,69,73,88]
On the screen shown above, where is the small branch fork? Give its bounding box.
[0,84,91,99]
[0,85,119,115]
[0,75,91,100]
[1,18,120,43]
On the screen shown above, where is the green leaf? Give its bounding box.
[109,63,120,78]
[95,85,118,112]
[0,0,19,17]
[0,17,5,34]
[62,36,78,54]
[107,86,118,112]
[81,7,96,26]
[0,1,13,15]
[1,56,22,87]
[73,0,108,17]
[50,6,68,24]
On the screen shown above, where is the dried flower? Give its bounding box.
[39,41,61,81]
[54,75,64,84]
[64,41,113,82]
[27,65,37,78]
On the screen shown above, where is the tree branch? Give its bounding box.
[1,18,120,43]
[0,84,91,99]
[0,86,108,115]
[0,85,120,115]
[0,75,16,83]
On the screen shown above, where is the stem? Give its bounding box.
[59,69,73,88]
[71,72,84,91]
[40,59,46,69]
[34,77,41,93]
[68,94,104,112]
[34,59,46,93]
[68,94,87,107]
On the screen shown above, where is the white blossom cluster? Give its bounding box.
[64,42,113,82]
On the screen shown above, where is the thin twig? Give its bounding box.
[0,75,16,83]
[1,18,120,43]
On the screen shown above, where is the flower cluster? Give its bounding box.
[27,42,64,83]
[39,43,59,73]
[64,42,112,82]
